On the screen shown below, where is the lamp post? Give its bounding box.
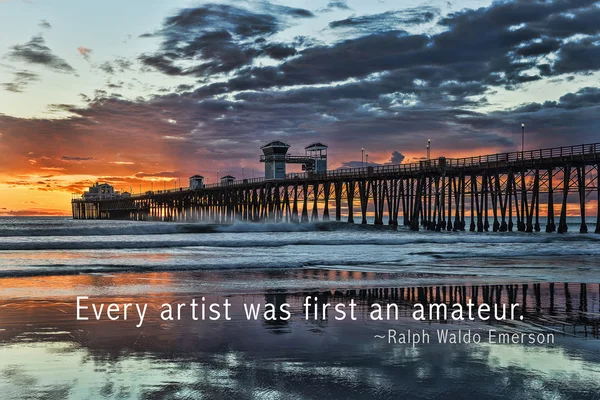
[217,170,219,184]
[365,152,369,166]
[242,166,244,180]
[427,139,431,161]
[521,123,525,158]
[361,148,364,168]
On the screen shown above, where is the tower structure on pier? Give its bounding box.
[261,141,290,180]
[260,141,329,179]
[189,175,204,189]
[304,142,328,173]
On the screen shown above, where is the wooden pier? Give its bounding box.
[72,142,600,233]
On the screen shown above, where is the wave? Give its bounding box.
[0,221,384,237]
[0,257,393,278]
[1,232,599,251]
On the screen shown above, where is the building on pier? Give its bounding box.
[82,182,118,200]
[304,143,328,173]
[220,175,236,185]
[261,141,290,180]
[189,175,205,189]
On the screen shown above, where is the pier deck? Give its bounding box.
[72,142,600,233]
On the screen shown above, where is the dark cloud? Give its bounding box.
[98,61,115,74]
[176,84,194,92]
[389,151,405,164]
[320,1,352,12]
[514,38,562,57]
[39,20,51,29]
[7,35,76,74]
[106,81,124,89]
[263,43,297,59]
[140,3,312,77]
[47,104,77,113]
[96,57,133,75]
[553,36,600,75]
[513,87,600,112]
[187,0,600,106]
[329,8,439,31]
[1,70,39,93]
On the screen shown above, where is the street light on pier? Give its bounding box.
[365,152,369,166]
[427,139,431,161]
[361,148,364,168]
[217,170,219,184]
[521,123,525,158]
[242,165,244,179]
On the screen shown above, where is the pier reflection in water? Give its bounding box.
[0,277,599,399]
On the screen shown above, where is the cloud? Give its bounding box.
[1,70,39,93]
[134,171,182,178]
[77,47,92,61]
[96,57,133,74]
[0,208,71,216]
[8,35,76,74]
[189,0,600,107]
[38,20,51,29]
[329,8,440,31]
[325,1,351,11]
[510,87,600,113]
[139,3,313,77]
[389,151,405,164]
[61,156,96,161]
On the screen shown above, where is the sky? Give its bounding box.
[0,0,599,215]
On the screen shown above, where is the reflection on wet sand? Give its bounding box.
[1,275,600,399]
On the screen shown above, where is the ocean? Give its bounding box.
[1,216,599,399]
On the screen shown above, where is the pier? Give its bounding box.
[72,142,600,233]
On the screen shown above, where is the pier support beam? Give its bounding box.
[546,167,556,232]
[347,181,355,224]
[577,167,588,233]
[301,184,309,223]
[334,182,342,222]
[311,183,319,222]
[557,166,570,233]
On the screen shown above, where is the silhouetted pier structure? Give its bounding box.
[72,142,600,233]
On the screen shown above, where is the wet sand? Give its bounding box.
[1,270,600,399]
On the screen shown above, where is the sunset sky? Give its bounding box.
[1,0,599,215]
